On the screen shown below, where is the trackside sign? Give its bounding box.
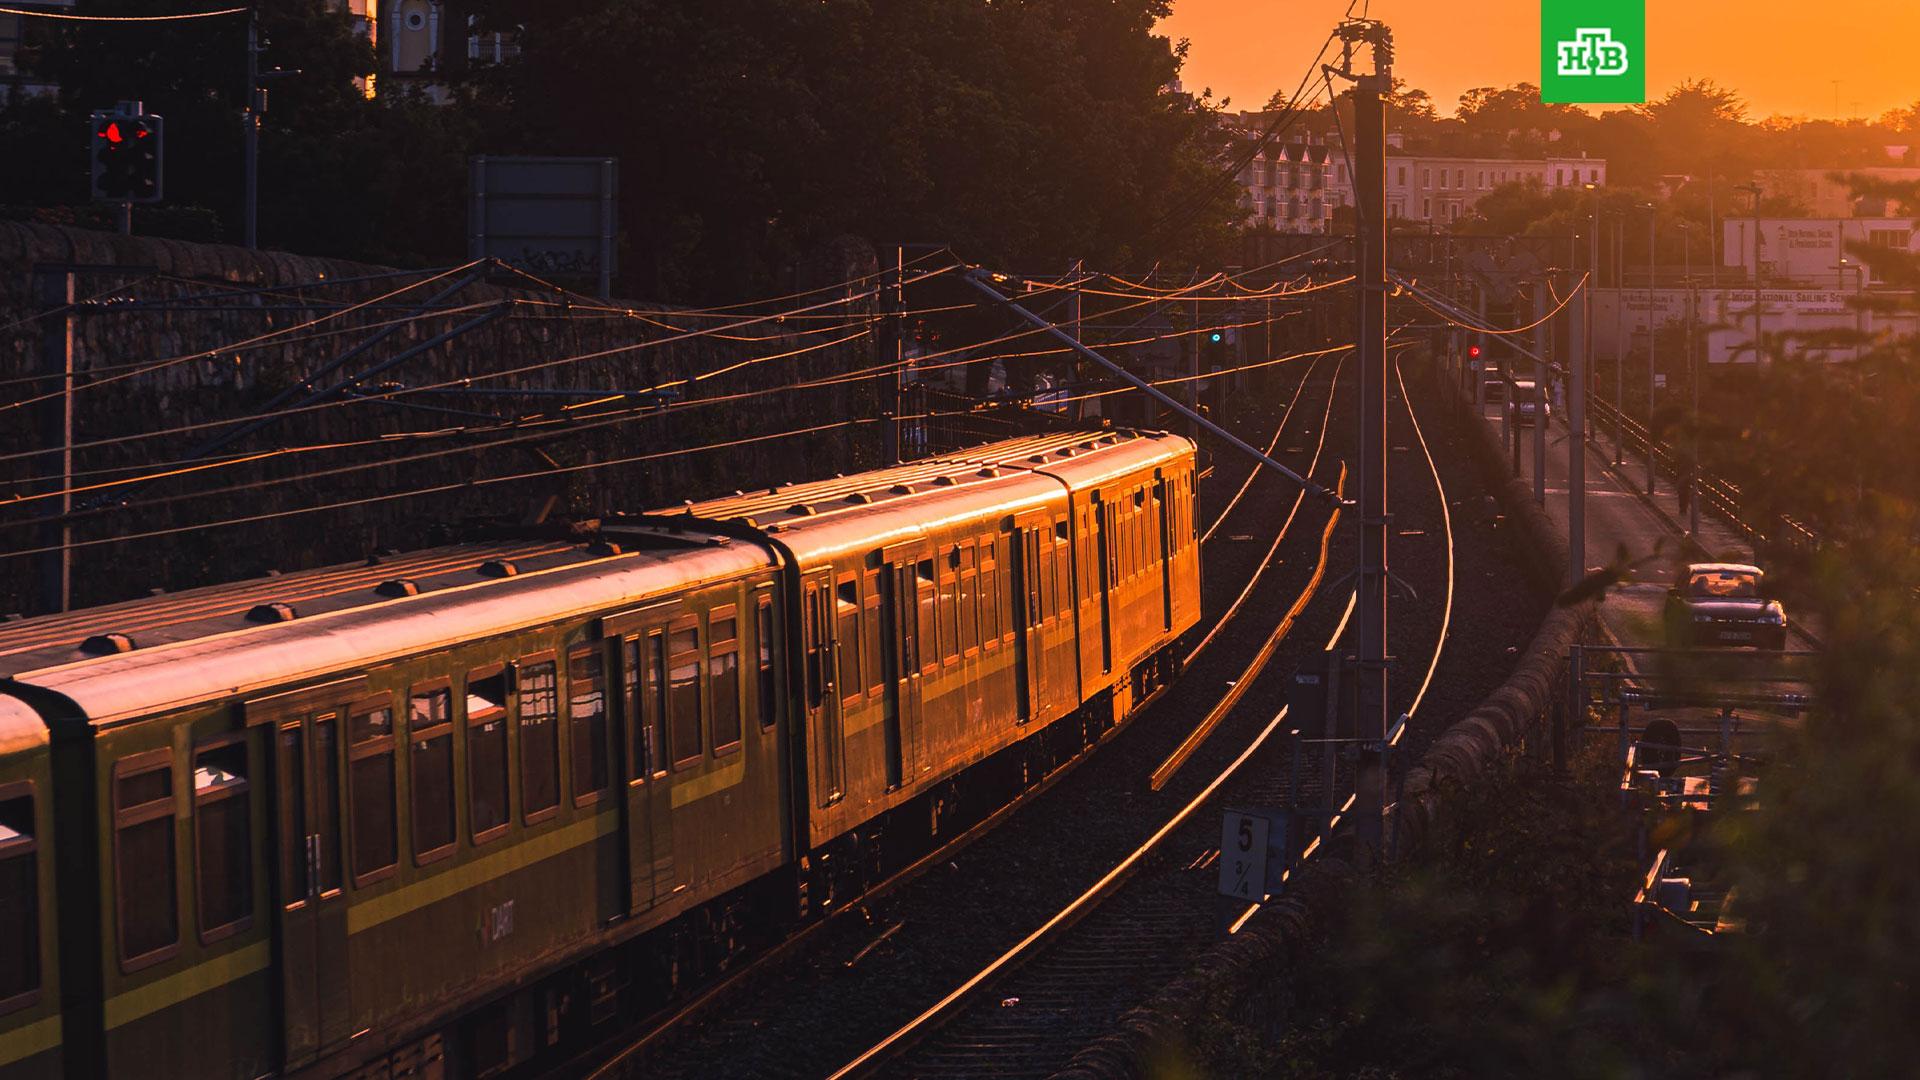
[1541,1,1646,104]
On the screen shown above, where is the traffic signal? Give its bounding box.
[1467,344,1482,359]
[91,110,164,203]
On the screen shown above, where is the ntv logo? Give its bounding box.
[1556,27,1630,77]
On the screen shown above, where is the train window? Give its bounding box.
[940,555,960,664]
[517,659,561,822]
[409,684,456,864]
[646,633,670,773]
[835,578,862,705]
[0,786,38,1008]
[711,612,742,751]
[669,623,704,767]
[192,739,253,940]
[803,586,824,710]
[957,545,980,655]
[113,752,178,968]
[862,570,884,698]
[348,701,398,884]
[915,560,938,675]
[981,538,1001,647]
[467,666,510,842]
[569,645,610,806]
[756,598,778,730]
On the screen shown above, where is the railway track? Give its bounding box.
[828,352,1458,1078]
[565,356,1340,1080]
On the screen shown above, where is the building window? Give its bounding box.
[568,645,609,804]
[1477,170,1486,188]
[1557,168,1566,185]
[1868,228,1911,249]
[1589,168,1598,182]
[408,684,456,864]
[0,786,39,1008]
[1421,168,1430,188]
[516,659,560,821]
[114,753,177,968]
[710,612,743,751]
[669,621,704,767]
[466,666,510,842]
[348,700,398,883]
[1423,198,1431,218]
[192,740,252,940]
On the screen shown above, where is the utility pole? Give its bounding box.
[1739,182,1764,365]
[1645,204,1657,496]
[881,244,904,462]
[244,7,259,249]
[1532,277,1548,505]
[1189,283,1202,441]
[1337,17,1393,865]
[244,5,300,250]
[1070,258,1084,423]
[1573,193,1594,587]
[1613,217,1624,466]
[35,268,75,614]
[1684,227,1699,537]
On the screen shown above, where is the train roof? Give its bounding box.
[651,429,1193,563]
[0,699,46,758]
[0,431,1192,731]
[3,533,772,727]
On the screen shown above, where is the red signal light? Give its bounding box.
[1468,345,1482,358]
[101,122,123,143]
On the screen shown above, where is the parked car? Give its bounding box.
[1664,562,1788,649]
[1508,380,1550,426]
[1480,365,1507,403]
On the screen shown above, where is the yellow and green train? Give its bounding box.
[0,430,1199,1079]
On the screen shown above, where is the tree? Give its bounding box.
[467,0,1238,300]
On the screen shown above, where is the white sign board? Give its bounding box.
[1218,810,1271,900]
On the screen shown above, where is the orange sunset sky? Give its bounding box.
[1158,0,1920,121]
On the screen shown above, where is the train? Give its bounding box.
[0,428,1200,1080]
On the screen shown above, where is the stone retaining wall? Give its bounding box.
[0,223,881,615]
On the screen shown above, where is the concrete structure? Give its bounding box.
[1720,216,1918,287]
[1591,285,1917,365]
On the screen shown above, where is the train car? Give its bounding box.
[0,430,1198,1080]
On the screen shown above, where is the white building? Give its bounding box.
[1720,217,1918,287]
[1362,152,1606,225]
[1235,137,1336,234]
[1231,132,1608,233]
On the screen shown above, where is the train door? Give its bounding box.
[271,704,353,1068]
[803,571,845,806]
[1093,493,1114,674]
[614,621,675,914]
[1155,475,1174,631]
[879,552,924,790]
[1011,516,1047,722]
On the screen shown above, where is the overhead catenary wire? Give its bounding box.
[0,418,877,559]
[2,272,1297,514]
[2,256,1321,508]
[0,4,245,19]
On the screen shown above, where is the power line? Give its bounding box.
[0,4,246,20]
[2,418,876,559]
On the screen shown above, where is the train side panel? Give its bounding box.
[0,705,57,1080]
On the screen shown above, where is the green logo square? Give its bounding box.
[1541,0,1646,104]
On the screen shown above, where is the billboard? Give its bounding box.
[469,156,618,298]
